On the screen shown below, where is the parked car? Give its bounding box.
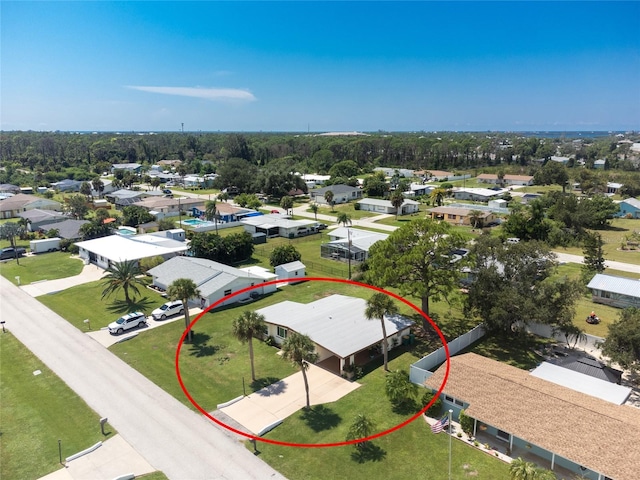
[162,189,172,194]
[108,312,147,335]
[0,247,27,260]
[151,300,185,320]
[317,223,328,230]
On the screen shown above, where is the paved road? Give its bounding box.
[554,252,640,274]
[1,277,285,480]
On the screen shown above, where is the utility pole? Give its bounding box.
[181,123,184,133]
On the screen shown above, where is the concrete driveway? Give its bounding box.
[219,364,360,435]
[87,307,203,348]
[20,261,105,297]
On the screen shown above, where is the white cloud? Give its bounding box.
[127,86,256,101]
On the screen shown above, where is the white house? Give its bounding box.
[593,159,607,169]
[111,163,142,174]
[240,214,318,239]
[476,174,534,186]
[256,295,414,375]
[274,260,306,284]
[452,187,506,202]
[76,232,188,269]
[310,184,362,205]
[587,274,640,309]
[321,227,388,262]
[357,198,420,215]
[147,256,277,309]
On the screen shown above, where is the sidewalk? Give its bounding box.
[39,434,155,480]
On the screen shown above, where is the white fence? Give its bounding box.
[409,324,486,385]
[525,322,604,352]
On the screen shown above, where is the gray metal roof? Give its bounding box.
[622,197,640,209]
[587,274,640,298]
[39,219,89,239]
[256,295,414,358]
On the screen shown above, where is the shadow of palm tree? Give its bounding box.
[187,332,221,357]
[350,442,386,463]
[300,405,341,432]
[250,377,280,392]
[253,380,287,396]
[106,296,156,314]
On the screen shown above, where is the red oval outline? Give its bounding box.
[175,277,450,448]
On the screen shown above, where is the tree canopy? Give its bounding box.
[269,244,301,267]
[600,307,640,373]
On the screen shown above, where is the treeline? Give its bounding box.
[1,131,638,188]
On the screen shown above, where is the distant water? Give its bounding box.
[512,131,628,139]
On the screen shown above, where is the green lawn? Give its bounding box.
[0,332,116,480]
[307,202,379,220]
[0,252,84,285]
[38,278,168,331]
[462,333,554,370]
[256,352,510,480]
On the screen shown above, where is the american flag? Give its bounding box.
[431,415,449,434]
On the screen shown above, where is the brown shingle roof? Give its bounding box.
[425,353,640,479]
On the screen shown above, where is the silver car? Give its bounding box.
[151,300,184,320]
[108,312,147,335]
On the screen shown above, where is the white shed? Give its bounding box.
[274,260,306,284]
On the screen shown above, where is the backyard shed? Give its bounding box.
[274,260,306,284]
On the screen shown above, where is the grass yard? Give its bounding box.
[307,202,379,220]
[0,252,84,285]
[0,332,115,480]
[38,278,168,331]
[256,352,510,480]
[462,333,554,370]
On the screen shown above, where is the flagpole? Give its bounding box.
[448,409,453,480]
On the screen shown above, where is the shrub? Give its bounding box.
[353,202,361,210]
[421,390,442,417]
[459,409,474,436]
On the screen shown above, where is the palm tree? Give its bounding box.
[365,293,398,371]
[469,209,483,229]
[280,195,294,215]
[346,414,376,449]
[167,278,201,343]
[101,260,145,304]
[336,212,352,227]
[430,187,446,207]
[509,457,538,480]
[324,190,335,211]
[232,311,266,382]
[204,199,218,234]
[390,190,405,219]
[281,332,318,409]
[309,203,319,221]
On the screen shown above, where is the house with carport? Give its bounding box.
[425,353,640,480]
[147,256,277,309]
[476,173,534,186]
[586,274,640,309]
[428,205,496,227]
[310,184,362,205]
[357,198,420,215]
[320,227,388,263]
[452,187,506,202]
[256,295,413,376]
[240,214,318,239]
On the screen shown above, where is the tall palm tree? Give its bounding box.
[365,292,398,371]
[390,190,405,219]
[324,190,335,211]
[101,260,145,304]
[309,203,319,221]
[469,209,483,229]
[336,212,352,227]
[281,332,318,409]
[430,187,446,207]
[167,278,201,343]
[204,199,218,234]
[232,311,266,382]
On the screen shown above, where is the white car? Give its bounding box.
[151,300,184,320]
[108,312,147,335]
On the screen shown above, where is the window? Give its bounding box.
[601,291,611,298]
[444,395,454,403]
[497,429,510,442]
[447,214,456,220]
[454,399,464,407]
[224,289,232,296]
[277,326,288,339]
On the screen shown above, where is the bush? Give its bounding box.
[421,391,442,417]
[353,202,361,210]
[459,409,474,436]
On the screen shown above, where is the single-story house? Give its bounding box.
[191,202,257,223]
[0,194,62,219]
[91,178,114,197]
[135,196,204,219]
[50,179,84,192]
[452,187,505,202]
[425,353,640,480]
[300,173,331,189]
[429,206,496,227]
[476,174,534,186]
[147,256,277,309]
[374,167,415,178]
[256,295,414,375]
[616,197,640,218]
[240,214,318,239]
[76,231,188,269]
[39,219,90,240]
[111,163,142,174]
[310,184,362,205]
[105,189,164,209]
[586,273,640,309]
[606,182,623,195]
[320,227,388,262]
[593,159,607,169]
[549,155,571,165]
[274,260,306,284]
[17,209,68,231]
[415,170,454,181]
[0,184,21,194]
[183,175,216,189]
[402,183,438,197]
[357,198,420,215]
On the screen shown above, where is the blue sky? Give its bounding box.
[2,1,639,132]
